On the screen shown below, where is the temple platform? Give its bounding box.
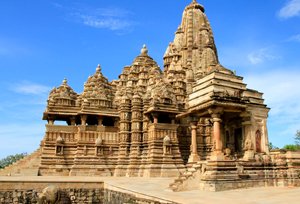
[0,176,299,204]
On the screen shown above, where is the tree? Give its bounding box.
[0,153,27,169]
[283,144,300,151]
[295,130,300,146]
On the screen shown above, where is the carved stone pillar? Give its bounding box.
[153,113,158,124]
[70,116,76,126]
[241,112,254,161]
[127,93,143,177]
[188,121,200,163]
[97,116,103,126]
[48,116,55,125]
[114,95,131,176]
[209,108,224,161]
[48,120,54,125]
[242,121,254,161]
[81,115,87,126]
[213,117,222,153]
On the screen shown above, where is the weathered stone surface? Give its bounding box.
[1,0,300,193]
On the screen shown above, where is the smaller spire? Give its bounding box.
[96,64,101,73]
[141,44,148,56]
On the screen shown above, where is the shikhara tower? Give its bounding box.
[2,0,299,192]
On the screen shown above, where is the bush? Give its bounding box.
[0,153,27,169]
[283,144,300,151]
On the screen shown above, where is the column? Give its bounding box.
[48,119,54,125]
[213,116,222,153]
[240,111,255,160]
[97,116,103,126]
[209,108,224,160]
[242,120,255,161]
[81,115,87,126]
[70,116,76,126]
[152,113,158,124]
[48,116,55,125]
[188,121,200,163]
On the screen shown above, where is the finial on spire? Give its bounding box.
[62,78,67,85]
[141,44,148,55]
[192,0,197,3]
[96,64,101,72]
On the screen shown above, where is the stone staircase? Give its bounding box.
[169,161,205,192]
[0,148,41,176]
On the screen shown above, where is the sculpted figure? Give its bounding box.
[163,135,171,154]
[38,186,71,204]
[243,137,253,151]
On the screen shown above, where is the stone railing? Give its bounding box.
[45,132,76,142]
[79,131,118,143]
[148,123,178,141]
[46,125,78,133]
[54,98,76,106]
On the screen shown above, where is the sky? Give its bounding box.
[0,0,300,159]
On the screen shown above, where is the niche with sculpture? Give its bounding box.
[55,136,64,155]
[95,136,104,156]
[163,135,172,155]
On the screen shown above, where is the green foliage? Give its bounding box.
[283,144,300,151]
[295,130,300,145]
[0,153,27,169]
[282,130,300,151]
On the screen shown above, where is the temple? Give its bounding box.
[1,0,299,192]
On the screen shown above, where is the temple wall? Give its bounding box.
[39,125,120,176]
[0,178,177,204]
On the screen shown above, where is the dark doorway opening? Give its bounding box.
[234,128,242,153]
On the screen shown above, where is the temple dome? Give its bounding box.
[48,78,77,106]
[81,64,114,108]
[115,45,162,103]
[148,78,177,105]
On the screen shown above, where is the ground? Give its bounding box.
[0,176,299,204]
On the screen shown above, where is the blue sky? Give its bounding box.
[0,0,300,158]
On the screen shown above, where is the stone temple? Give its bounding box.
[1,0,300,193]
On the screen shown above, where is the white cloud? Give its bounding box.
[80,15,132,31]
[247,48,278,65]
[11,81,50,95]
[0,123,45,158]
[244,70,300,146]
[245,70,300,115]
[71,7,135,32]
[278,0,300,19]
[287,34,300,42]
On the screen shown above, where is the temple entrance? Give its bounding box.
[234,128,242,153]
[256,130,262,152]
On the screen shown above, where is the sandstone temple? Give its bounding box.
[1,0,299,194]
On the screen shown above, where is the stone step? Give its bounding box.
[0,149,41,176]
